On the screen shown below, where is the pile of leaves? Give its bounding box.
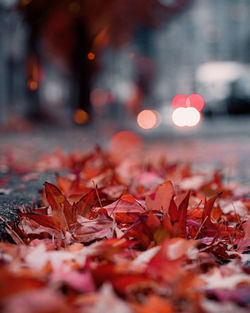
[0,146,249,313]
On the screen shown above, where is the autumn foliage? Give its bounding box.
[0,145,249,313]
[18,0,191,58]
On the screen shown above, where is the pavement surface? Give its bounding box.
[0,115,250,239]
[0,172,58,239]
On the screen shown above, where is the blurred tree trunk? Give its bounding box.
[26,28,41,120]
[71,20,92,120]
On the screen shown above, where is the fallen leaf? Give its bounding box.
[44,182,75,231]
[73,213,114,243]
[237,217,250,253]
[74,189,97,217]
[104,199,145,215]
[146,181,175,213]
[132,295,174,313]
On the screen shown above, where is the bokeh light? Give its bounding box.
[188,94,205,112]
[172,93,205,112]
[185,107,201,127]
[27,80,38,91]
[171,94,188,109]
[42,80,65,104]
[113,81,135,103]
[172,107,201,128]
[90,88,107,109]
[109,131,143,163]
[74,109,89,124]
[172,107,186,127]
[137,110,159,129]
[87,52,95,60]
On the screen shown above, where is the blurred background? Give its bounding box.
[1,0,250,237]
[0,0,250,131]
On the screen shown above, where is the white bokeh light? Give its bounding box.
[172,107,186,127]
[185,107,201,127]
[172,107,201,128]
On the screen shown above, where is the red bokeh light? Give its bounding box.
[171,94,188,110]
[188,94,205,112]
[109,131,143,163]
[171,94,205,112]
[74,109,89,124]
[137,110,159,129]
[27,80,38,91]
[87,52,95,60]
[90,88,107,109]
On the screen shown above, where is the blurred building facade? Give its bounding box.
[87,0,250,118]
[153,0,250,104]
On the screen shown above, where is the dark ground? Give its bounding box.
[0,172,61,238]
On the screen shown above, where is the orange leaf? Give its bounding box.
[202,194,220,223]
[237,217,250,253]
[176,191,190,238]
[112,274,153,294]
[56,175,72,194]
[121,194,136,202]
[20,213,60,231]
[0,269,45,300]
[44,182,75,231]
[74,189,96,217]
[168,198,178,222]
[146,211,161,231]
[133,295,175,313]
[146,181,175,213]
